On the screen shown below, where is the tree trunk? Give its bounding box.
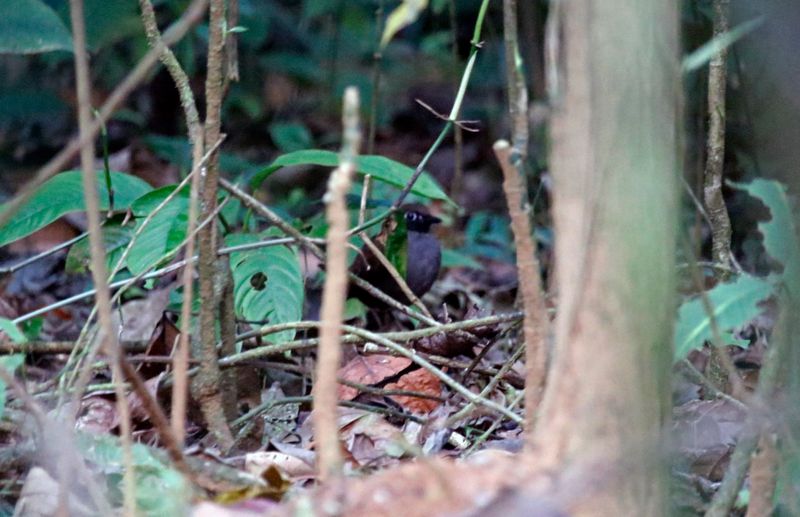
[531,0,679,514]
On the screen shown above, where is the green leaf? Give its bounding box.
[673,274,774,361]
[251,149,452,204]
[126,186,190,275]
[268,122,313,153]
[682,16,764,72]
[385,213,408,279]
[0,171,152,247]
[66,222,133,275]
[381,0,429,49]
[0,0,72,54]
[76,433,190,515]
[730,179,800,300]
[0,319,25,421]
[226,232,304,344]
[0,319,26,344]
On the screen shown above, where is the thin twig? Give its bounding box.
[0,232,87,274]
[392,0,491,210]
[341,324,522,424]
[446,341,525,426]
[68,0,136,511]
[494,140,548,437]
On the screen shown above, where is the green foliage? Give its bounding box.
[0,0,72,54]
[731,179,800,299]
[385,213,409,279]
[268,122,314,153]
[65,221,134,275]
[226,231,304,344]
[673,274,772,361]
[0,319,25,421]
[251,149,452,204]
[76,432,190,516]
[127,186,190,276]
[458,211,515,263]
[673,178,800,361]
[0,171,152,247]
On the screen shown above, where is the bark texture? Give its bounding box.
[531,0,679,514]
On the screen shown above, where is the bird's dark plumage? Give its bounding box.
[349,206,442,307]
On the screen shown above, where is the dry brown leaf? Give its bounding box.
[337,354,411,401]
[385,368,441,414]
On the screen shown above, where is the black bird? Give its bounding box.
[348,206,442,308]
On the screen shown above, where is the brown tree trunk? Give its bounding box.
[531,0,680,514]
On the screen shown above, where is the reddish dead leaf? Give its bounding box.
[337,354,411,401]
[385,368,441,414]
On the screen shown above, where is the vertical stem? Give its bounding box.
[448,0,464,204]
[495,141,548,440]
[315,88,361,482]
[68,0,136,513]
[194,0,234,449]
[138,0,205,448]
[703,0,733,396]
[703,0,732,275]
[501,0,546,441]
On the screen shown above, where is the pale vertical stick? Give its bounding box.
[68,0,136,513]
[493,141,549,440]
[314,87,361,482]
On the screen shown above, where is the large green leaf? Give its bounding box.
[250,149,453,204]
[0,171,152,247]
[674,274,773,361]
[731,179,800,300]
[226,232,303,344]
[126,186,190,276]
[0,0,72,54]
